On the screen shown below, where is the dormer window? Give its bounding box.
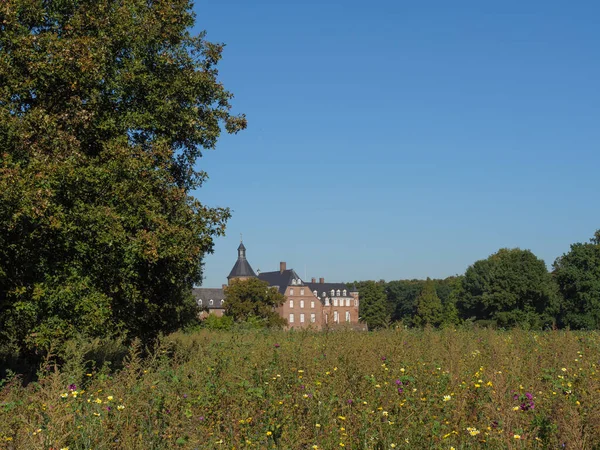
[291,279,296,285]
[313,290,318,297]
[330,289,335,296]
[199,299,202,306]
[336,289,340,296]
[322,292,326,298]
[209,299,213,306]
[221,299,224,305]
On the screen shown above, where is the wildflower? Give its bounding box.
[382,411,389,417]
[60,447,69,450]
[274,343,280,348]
[117,405,125,410]
[312,446,318,449]
[315,424,321,428]
[266,431,272,436]
[339,443,345,447]
[561,367,567,372]
[395,379,402,385]
[68,384,77,391]
[107,396,113,401]
[466,427,480,436]
[338,416,346,421]
[61,393,68,398]
[514,434,521,439]
[391,444,396,448]
[400,368,405,372]
[443,395,451,402]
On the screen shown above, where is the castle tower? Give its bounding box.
[227,241,257,284]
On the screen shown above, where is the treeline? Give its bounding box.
[355,230,600,330]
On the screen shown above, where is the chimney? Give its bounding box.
[280,262,286,273]
[311,277,316,283]
[319,277,324,283]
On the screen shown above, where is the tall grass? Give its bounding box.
[2,328,600,449]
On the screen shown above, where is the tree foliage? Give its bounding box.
[456,248,559,329]
[553,230,600,329]
[413,278,443,327]
[355,280,389,329]
[0,0,246,353]
[223,278,287,328]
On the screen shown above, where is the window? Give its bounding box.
[313,290,318,297]
[300,313,305,323]
[354,299,358,307]
[291,279,296,285]
[333,298,338,306]
[221,299,224,305]
[334,311,339,323]
[290,288,294,296]
[346,311,350,322]
[300,288,305,295]
[325,298,330,306]
[199,299,202,306]
[346,299,350,307]
[322,292,326,298]
[209,299,213,305]
[300,300,304,308]
[289,313,295,323]
[289,299,294,308]
[310,301,315,309]
[336,289,341,296]
[343,290,347,296]
[325,313,328,324]
[331,289,335,296]
[310,313,316,323]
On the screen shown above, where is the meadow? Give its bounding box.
[1,328,600,449]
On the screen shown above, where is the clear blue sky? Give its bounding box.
[191,0,600,287]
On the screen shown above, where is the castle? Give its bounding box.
[192,242,364,330]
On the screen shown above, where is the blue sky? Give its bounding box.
[191,0,600,287]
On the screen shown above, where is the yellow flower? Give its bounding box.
[514,434,521,439]
[312,446,318,449]
[94,398,102,404]
[339,443,345,447]
[60,447,69,450]
[338,416,346,421]
[315,424,321,428]
[266,431,272,436]
[390,444,396,448]
[513,406,520,411]
[60,393,68,398]
[107,395,113,401]
[117,405,125,410]
[382,411,389,417]
[443,395,451,402]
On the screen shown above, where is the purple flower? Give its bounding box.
[199,416,205,421]
[183,394,188,399]
[347,399,353,404]
[274,343,280,348]
[395,379,402,385]
[107,406,111,411]
[397,388,404,394]
[381,356,386,361]
[68,384,77,391]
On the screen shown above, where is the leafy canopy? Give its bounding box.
[0,0,246,353]
[553,230,600,329]
[224,278,287,328]
[456,248,559,329]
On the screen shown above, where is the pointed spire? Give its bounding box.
[228,238,256,280]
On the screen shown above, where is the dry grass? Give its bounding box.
[2,328,600,449]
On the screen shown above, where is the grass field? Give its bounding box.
[1,328,600,449]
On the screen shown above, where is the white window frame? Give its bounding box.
[346,299,350,307]
[199,299,202,306]
[346,311,350,322]
[300,313,305,323]
[310,301,315,309]
[300,288,305,295]
[310,313,316,323]
[290,288,294,296]
[343,290,347,296]
[289,313,294,323]
[209,299,213,306]
[334,311,339,323]
[333,298,338,306]
[300,300,304,308]
[289,299,294,308]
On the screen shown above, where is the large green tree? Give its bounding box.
[413,278,443,327]
[355,280,390,329]
[456,248,559,329]
[0,0,246,353]
[553,230,600,329]
[223,278,287,328]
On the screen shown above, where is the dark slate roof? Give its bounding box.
[306,282,353,299]
[192,288,225,309]
[258,269,303,294]
[227,242,256,279]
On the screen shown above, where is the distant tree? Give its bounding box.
[413,278,443,327]
[386,280,424,322]
[356,281,390,329]
[553,230,600,329]
[0,0,246,354]
[224,278,286,328]
[456,248,559,329]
